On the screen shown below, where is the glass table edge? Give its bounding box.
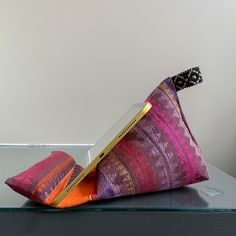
[1,144,236,213]
[1,207,236,213]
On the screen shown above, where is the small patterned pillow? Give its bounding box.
[5,67,209,208]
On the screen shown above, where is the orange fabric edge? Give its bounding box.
[43,168,97,208]
[32,157,74,201]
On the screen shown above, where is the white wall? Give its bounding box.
[1,0,236,176]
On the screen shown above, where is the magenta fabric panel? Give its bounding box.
[93,68,208,200]
[5,151,76,201]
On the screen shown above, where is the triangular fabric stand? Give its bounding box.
[5,67,209,208]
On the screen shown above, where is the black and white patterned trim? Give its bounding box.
[171,67,203,91]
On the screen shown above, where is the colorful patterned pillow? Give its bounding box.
[5,67,209,208]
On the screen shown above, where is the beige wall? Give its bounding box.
[1,1,236,176]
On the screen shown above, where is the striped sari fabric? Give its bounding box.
[5,67,209,208]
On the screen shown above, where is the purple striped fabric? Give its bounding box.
[5,67,209,208]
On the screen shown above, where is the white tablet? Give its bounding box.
[52,102,152,206]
